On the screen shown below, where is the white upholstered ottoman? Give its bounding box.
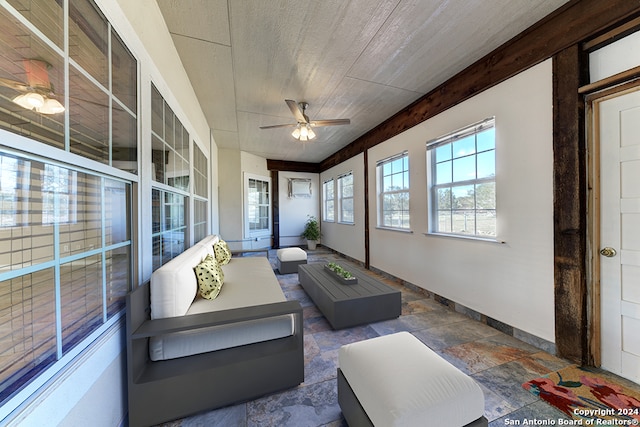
[338,332,487,427]
[276,247,307,274]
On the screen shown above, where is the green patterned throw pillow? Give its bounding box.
[194,254,224,300]
[213,239,232,265]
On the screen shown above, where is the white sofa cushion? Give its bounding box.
[149,255,294,361]
[150,236,218,319]
[339,332,485,426]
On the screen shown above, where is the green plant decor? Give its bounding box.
[301,216,321,241]
[327,262,354,279]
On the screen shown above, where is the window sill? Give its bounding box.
[376,226,413,234]
[337,221,355,226]
[424,232,505,244]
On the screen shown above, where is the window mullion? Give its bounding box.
[53,184,63,359]
[101,178,107,323]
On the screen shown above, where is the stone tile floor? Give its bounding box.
[156,248,638,427]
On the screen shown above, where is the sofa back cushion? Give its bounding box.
[150,235,219,319]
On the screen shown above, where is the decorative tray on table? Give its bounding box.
[324,262,358,285]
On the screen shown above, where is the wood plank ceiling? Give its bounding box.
[156,0,569,163]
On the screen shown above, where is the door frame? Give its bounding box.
[586,81,640,367]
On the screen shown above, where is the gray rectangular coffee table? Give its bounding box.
[298,262,401,329]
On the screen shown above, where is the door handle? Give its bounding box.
[599,247,617,257]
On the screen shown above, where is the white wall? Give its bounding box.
[590,30,640,82]
[218,150,274,250]
[278,172,320,247]
[320,153,366,263]
[218,148,243,245]
[365,60,555,342]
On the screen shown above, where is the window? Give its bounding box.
[245,174,271,238]
[338,172,354,224]
[192,144,208,243]
[0,150,132,407]
[427,118,496,238]
[323,179,335,222]
[377,152,410,229]
[151,84,190,191]
[0,1,136,413]
[151,189,186,271]
[150,85,192,269]
[0,0,138,174]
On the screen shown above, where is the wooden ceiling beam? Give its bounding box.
[266,159,320,173]
[320,0,640,171]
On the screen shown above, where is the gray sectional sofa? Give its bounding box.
[126,235,304,426]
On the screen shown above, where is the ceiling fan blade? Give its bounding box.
[0,77,29,92]
[285,99,308,123]
[310,119,351,127]
[259,123,297,129]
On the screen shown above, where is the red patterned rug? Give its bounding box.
[523,365,640,423]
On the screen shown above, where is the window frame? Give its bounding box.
[0,145,133,415]
[377,151,410,231]
[244,173,271,239]
[337,172,354,224]
[0,0,139,416]
[322,178,335,222]
[426,117,497,240]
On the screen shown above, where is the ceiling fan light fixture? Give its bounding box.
[307,125,316,140]
[299,124,309,139]
[37,97,65,114]
[13,92,44,110]
[291,124,301,139]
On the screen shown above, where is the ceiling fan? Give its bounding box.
[260,99,350,141]
[0,59,65,114]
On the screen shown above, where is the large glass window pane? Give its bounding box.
[453,135,475,158]
[151,84,163,137]
[112,103,137,174]
[193,144,207,198]
[68,0,108,87]
[58,171,102,257]
[193,199,207,243]
[151,188,186,270]
[60,254,102,353]
[69,66,109,163]
[435,144,451,163]
[164,103,174,149]
[152,86,189,190]
[0,268,57,403]
[104,179,130,246]
[428,118,496,238]
[8,0,64,48]
[436,187,452,210]
[452,210,475,235]
[477,210,497,237]
[106,246,130,317]
[477,128,495,152]
[326,200,334,220]
[152,235,162,272]
[0,2,137,409]
[246,177,270,235]
[378,152,410,229]
[452,155,475,182]
[0,8,65,149]
[477,150,495,179]
[111,30,136,112]
[452,185,475,209]
[435,162,452,184]
[151,136,166,184]
[476,182,496,210]
[0,155,54,271]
